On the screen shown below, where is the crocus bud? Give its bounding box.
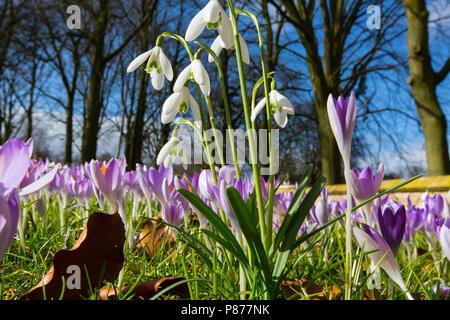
[350,164,384,202]
[377,205,406,257]
[327,92,357,163]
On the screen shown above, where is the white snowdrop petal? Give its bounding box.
[127,50,152,73]
[174,65,192,92]
[185,8,207,41]
[251,97,267,122]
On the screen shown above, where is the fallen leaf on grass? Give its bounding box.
[135,216,175,257]
[99,277,189,300]
[20,212,125,300]
[281,278,375,300]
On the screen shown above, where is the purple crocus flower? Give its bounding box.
[425,194,444,217]
[377,205,406,257]
[403,196,427,243]
[162,202,183,228]
[89,157,126,216]
[0,138,34,261]
[136,164,173,205]
[326,92,357,162]
[437,217,450,261]
[71,177,94,202]
[433,283,450,299]
[310,188,330,227]
[199,169,217,201]
[0,190,20,261]
[123,170,144,198]
[350,164,384,202]
[352,223,413,299]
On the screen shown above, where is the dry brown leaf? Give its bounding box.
[135,216,175,257]
[99,277,189,300]
[20,212,125,300]
[281,278,375,300]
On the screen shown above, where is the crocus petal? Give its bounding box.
[440,220,450,260]
[127,49,152,73]
[19,166,59,197]
[0,138,31,195]
[0,196,13,260]
[353,224,410,295]
[345,92,357,141]
[327,94,346,159]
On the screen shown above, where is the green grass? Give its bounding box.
[0,194,448,300]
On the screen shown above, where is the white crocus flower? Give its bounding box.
[161,87,202,128]
[208,33,249,65]
[126,46,173,90]
[251,90,295,128]
[185,0,233,48]
[157,136,189,169]
[174,59,210,96]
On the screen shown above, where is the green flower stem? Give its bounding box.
[205,95,225,167]
[157,33,218,185]
[343,161,353,300]
[227,0,267,248]
[195,84,218,185]
[237,9,275,253]
[195,41,241,178]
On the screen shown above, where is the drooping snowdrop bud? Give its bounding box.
[185,0,233,48]
[174,59,211,96]
[161,87,202,128]
[127,46,173,91]
[157,136,189,170]
[251,89,295,128]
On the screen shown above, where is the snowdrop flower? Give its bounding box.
[161,87,202,127]
[157,136,189,170]
[185,0,233,49]
[251,90,295,128]
[208,33,249,65]
[127,46,173,90]
[174,59,211,96]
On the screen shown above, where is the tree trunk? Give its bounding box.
[80,1,108,162]
[64,90,74,164]
[127,71,149,169]
[403,0,450,175]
